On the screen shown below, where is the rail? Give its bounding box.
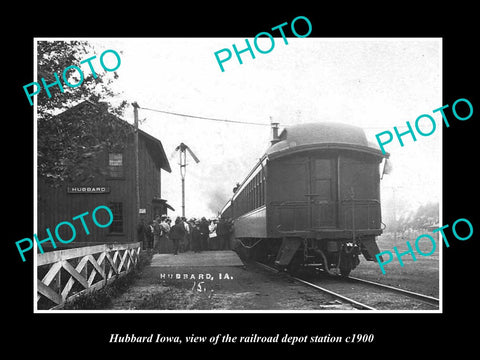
[347,276,439,306]
[255,261,374,310]
[36,242,141,310]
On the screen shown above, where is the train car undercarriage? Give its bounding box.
[235,236,380,277]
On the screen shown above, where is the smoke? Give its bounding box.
[206,187,229,216]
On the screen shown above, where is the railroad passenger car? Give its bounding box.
[220,122,390,276]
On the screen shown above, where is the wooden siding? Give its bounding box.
[38,132,164,248]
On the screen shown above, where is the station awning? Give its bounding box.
[152,197,175,211]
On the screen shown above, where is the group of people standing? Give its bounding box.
[137,215,233,255]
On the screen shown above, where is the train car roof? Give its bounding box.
[265,122,388,159]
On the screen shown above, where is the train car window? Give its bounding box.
[242,189,247,214]
[252,176,256,210]
[339,155,379,200]
[258,176,262,207]
[252,177,256,210]
[250,178,255,210]
[241,191,244,214]
[257,178,259,208]
[255,173,259,209]
[242,187,245,214]
[242,189,246,214]
[237,193,240,214]
[253,175,256,209]
[238,190,242,215]
[243,189,246,214]
[248,181,252,211]
[235,166,267,216]
[316,180,332,199]
[253,175,256,210]
[261,167,266,205]
[260,175,264,206]
[262,176,265,205]
[258,173,262,206]
[313,159,334,200]
[250,179,255,210]
[315,158,331,178]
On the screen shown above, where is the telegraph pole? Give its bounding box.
[132,102,141,224]
[173,143,200,218]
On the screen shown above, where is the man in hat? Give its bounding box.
[199,217,210,251]
[152,215,162,252]
[181,217,190,252]
[170,217,186,255]
[157,215,170,253]
[191,219,202,253]
[216,217,230,250]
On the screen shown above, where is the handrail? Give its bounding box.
[341,198,380,204]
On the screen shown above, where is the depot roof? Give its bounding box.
[54,100,172,172]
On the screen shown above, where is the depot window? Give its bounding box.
[108,202,123,233]
[108,153,124,178]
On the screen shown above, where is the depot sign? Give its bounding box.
[67,186,110,194]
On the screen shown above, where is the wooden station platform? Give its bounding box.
[150,250,244,267]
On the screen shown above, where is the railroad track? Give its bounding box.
[255,261,440,311]
[347,276,439,307]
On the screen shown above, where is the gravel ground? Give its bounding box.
[108,262,359,311]
[353,233,440,298]
[106,231,440,311]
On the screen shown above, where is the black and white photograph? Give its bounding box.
[33,37,442,313]
[6,7,478,354]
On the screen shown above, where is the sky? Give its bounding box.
[74,37,441,221]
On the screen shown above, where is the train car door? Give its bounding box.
[309,157,337,228]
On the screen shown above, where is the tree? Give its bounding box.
[36,40,130,186]
[408,202,439,229]
[37,40,126,117]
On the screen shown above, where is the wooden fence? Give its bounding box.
[37,242,141,310]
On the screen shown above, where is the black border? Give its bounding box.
[6,6,478,354]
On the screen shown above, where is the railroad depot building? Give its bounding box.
[37,100,173,248]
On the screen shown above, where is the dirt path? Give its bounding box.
[108,262,358,311]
